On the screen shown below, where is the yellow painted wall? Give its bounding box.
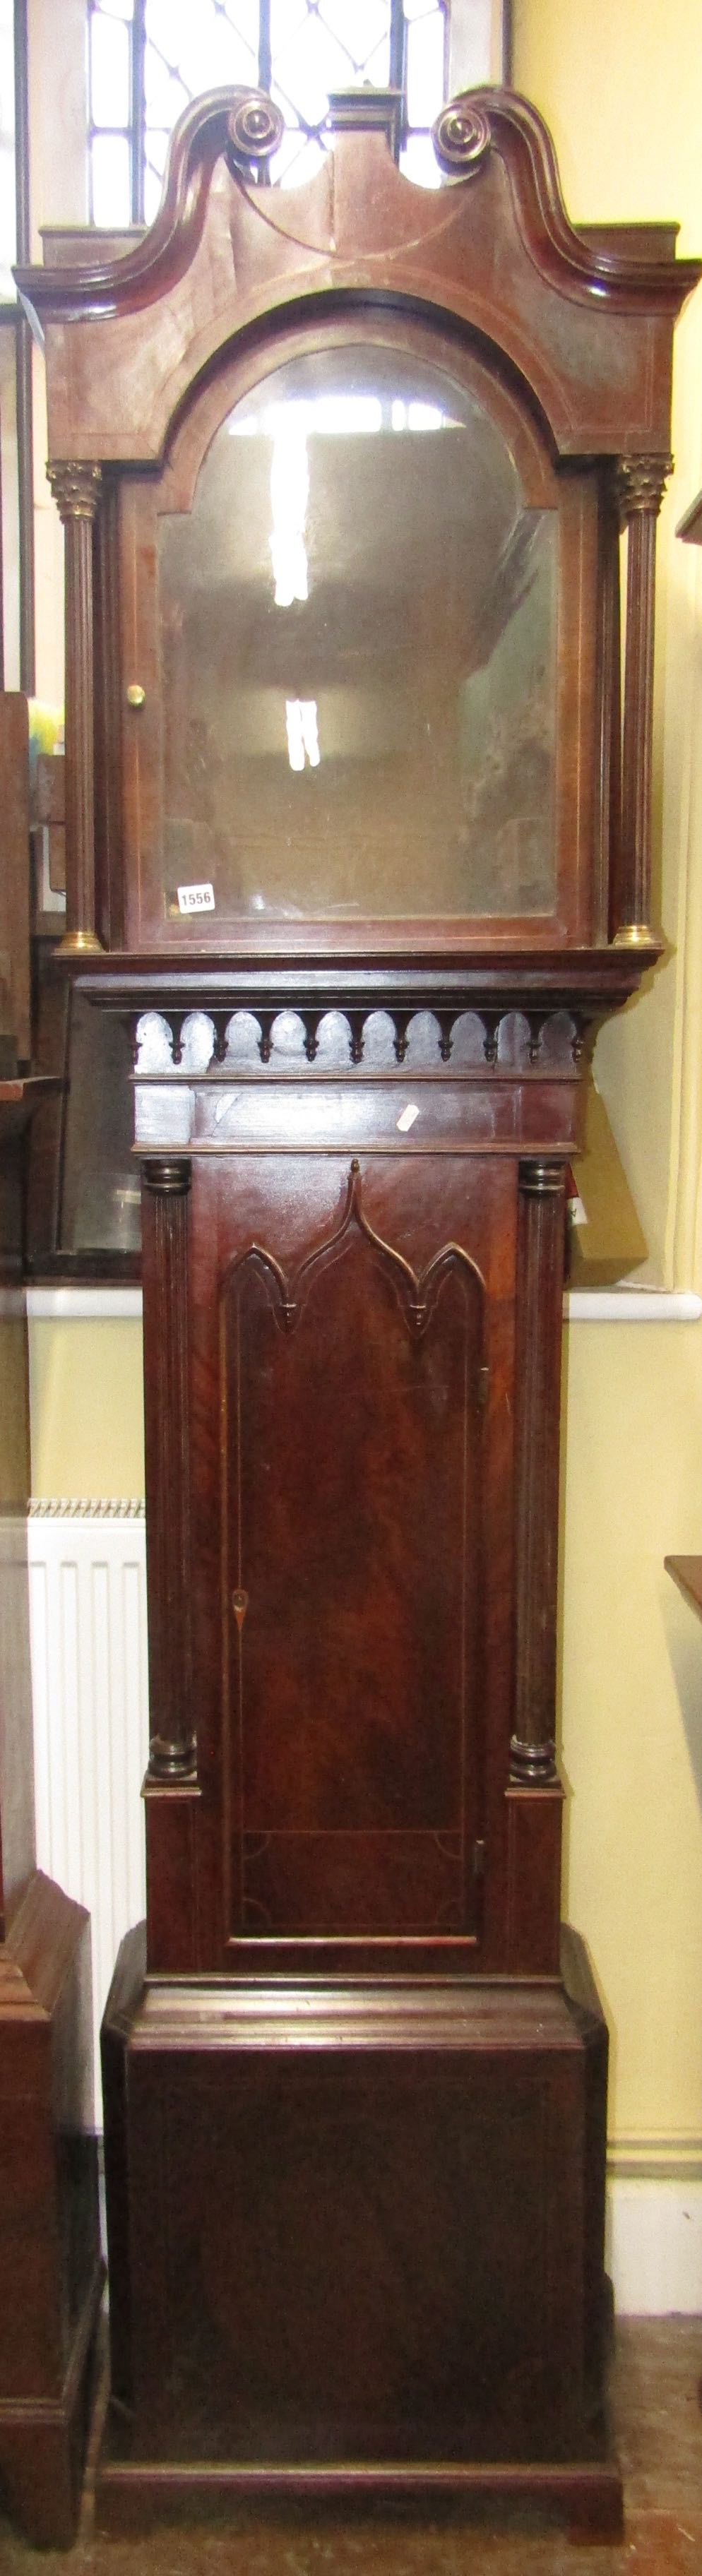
[511,0,702,2161]
[561,1322,702,2155]
[511,0,702,1290]
[28,1320,144,1501]
[26,0,702,2161]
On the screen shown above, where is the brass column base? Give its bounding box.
[56,928,105,956]
[612,923,658,949]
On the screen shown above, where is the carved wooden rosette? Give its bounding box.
[432,98,492,177]
[613,453,672,944]
[141,1157,195,1782]
[511,1158,567,1786]
[48,461,103,953]
[224,90,284,174]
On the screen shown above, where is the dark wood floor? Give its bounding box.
[0,2320,700,2573]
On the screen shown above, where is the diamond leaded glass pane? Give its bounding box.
[405,0,446,127]
[90,8,131,127]
[269,10,354,133]
[271,0,393,90]
[145,0,259,101]
[87,1,456,227]
[91,133,132,227]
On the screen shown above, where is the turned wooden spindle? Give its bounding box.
[613,453,672,946]
[141,1157,196,1782]
[47,461,102,953]
[511,1159,568,1787]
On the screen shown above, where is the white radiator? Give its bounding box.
[28,1500,148,2128]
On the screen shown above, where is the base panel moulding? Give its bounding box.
[95,2443,623,2544]
[0,1870,105,2548]
[97,1922,621,2541]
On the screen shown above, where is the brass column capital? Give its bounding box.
[613,453,672,526]
[47,460,102,522]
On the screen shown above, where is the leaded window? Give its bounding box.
[87,1,460,225]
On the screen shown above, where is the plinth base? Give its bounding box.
[0,1871,104,2546]
[0,2257,104,2548]
[96,2429,623,2543]
[98,1922,621,2541]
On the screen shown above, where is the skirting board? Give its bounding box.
[606,2176,702,2314]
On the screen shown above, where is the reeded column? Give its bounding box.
[612,453,672,946]
[141,1157,195,1780]
[47,460,102,953]
[511,1158,568,1787]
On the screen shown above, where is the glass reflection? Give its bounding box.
[158,345,557,922]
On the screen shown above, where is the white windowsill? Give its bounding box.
[564,1289,702,1322]
[27,1286,143,1319]
[24,1286,702,1324]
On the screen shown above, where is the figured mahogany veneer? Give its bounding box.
[100,1921,619,2539]
[24,81,699,2533]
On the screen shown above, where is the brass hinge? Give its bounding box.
[473,1838,486,1879]
[477,1364,489,1410]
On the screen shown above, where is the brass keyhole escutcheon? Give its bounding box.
[232,1588,249,1631]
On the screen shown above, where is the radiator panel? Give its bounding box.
[28,1503,148,2127]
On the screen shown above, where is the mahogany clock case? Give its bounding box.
[18,84,700,2529]
[19,83,700,972]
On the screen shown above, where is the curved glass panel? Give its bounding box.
[157,344,557,922]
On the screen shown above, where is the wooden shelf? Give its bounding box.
[0,1075,62,1136]
[677,491,702,544]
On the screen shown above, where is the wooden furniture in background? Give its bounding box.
[19,83,700,2536]
[568,1083,648,1287]
[0,1075,103,2547]
[0,695,31,1067]
[0,635,102,2533]
[26,749,140,1277]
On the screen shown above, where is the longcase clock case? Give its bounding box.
[20,83,700,2531]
